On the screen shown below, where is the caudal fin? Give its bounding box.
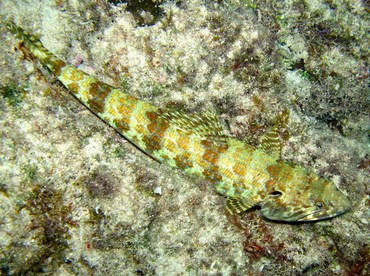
[6,21,66,76]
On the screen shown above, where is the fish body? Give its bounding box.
[6,22,351,222]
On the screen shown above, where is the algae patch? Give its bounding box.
[0,83,25,108]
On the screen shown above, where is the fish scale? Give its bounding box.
[6,21,351,222]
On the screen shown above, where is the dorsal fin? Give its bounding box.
[257,109,290,160]
[258,125,281,160]
[161,109,229,146]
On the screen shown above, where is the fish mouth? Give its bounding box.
[296,206,351,222]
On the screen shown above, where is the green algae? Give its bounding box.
[109,0,165,26]
[0,83,25,108]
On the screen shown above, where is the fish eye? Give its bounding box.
[316,202,324,209]
[270,191,282,197]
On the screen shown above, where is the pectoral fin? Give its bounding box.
[226,196,258,214]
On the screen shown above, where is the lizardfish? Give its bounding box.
[6,21,351,222]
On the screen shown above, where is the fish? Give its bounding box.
[5,21,351,222]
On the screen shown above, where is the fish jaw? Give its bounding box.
[261,196,351,222]
[296,204,351,222]
[296,193,351,222]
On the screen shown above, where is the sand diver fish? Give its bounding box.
[6,21,351,222]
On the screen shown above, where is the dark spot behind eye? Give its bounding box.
[270,191,283,197]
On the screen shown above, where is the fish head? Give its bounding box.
[260,172,351,222]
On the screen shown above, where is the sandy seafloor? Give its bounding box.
[0,0,369,275]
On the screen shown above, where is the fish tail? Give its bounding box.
[6,21,66,76]
[6,21,162,156]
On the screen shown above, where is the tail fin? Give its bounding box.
[6,21,66,76]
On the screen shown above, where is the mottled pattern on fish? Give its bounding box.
[6,22,351,222]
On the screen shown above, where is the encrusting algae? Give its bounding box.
[6,21,351,222]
